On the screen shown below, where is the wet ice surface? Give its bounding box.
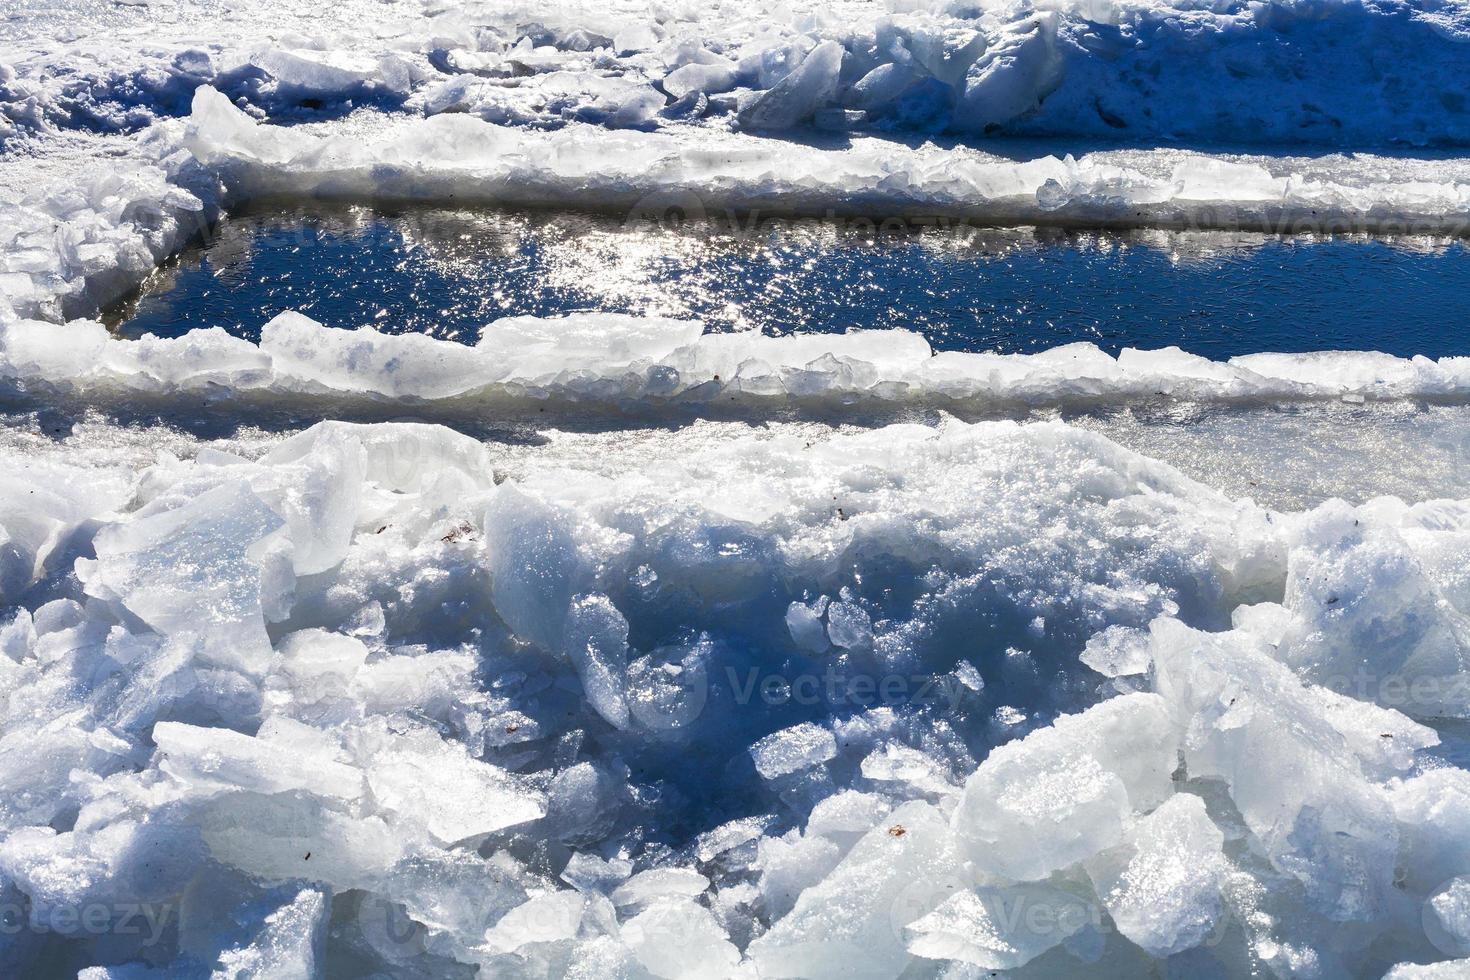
[111,206,1470,360]
[1074,401,1470,509]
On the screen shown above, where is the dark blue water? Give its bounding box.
[110,206,1470,359]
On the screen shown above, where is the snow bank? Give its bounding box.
[6,311,1470,412]
[0,414,1466,974]
[0,30,419,142]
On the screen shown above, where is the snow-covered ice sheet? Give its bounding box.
[179,89,1470,239]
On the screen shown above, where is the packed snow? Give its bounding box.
[5,0,1470,977]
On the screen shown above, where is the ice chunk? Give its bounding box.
[543,761,621,844]
[626,635,711,733]
[212,887,327,980]
[476,312,703,377]
[84,481,285,671]
[0,318,110,378]
[564,595,631,729]
[785,600,829,654]
[1274,502,1470,719]
[1083,793,1227,957]
[845,62,922,113]
[610,868,710,911]
[859,743,956,796]
[1080,624,1152,678]
[197,791,401,889]
[951,693,1177,881]
[806,791,891,842]
[365,732,546,844]
[750,722,838,780]
[264,629,369,718]
[694,814,774,862]
[737,40,844,131]
[260,312,498,399]
[663,61,738,100]
[251,432,364,577]
[757,831,842,921]
[1427,877,1470,958]
[748,800,961,979]
[484,485,576,651]
[152,721,362,802]
[825,601,871,650]
[621,899,740,979]
[561,852,633,895]
[1391,769,1470,893]
[1149,617,1401,921]
[265,421,492,496]
[904,882,1089,969]
[251,48,410,101]
[0,457,129,603]
[482,890,587,952]
[954,16,1063,133]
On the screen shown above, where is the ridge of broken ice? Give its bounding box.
[0,414,1467,975]
[0,148,217,324]
[6,311,1470,414]
[4,0,1469,145]
[181,89,1470,238]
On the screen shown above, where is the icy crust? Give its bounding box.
[0,416,1467,976]
[182,89,1470,236]
[7,311,1470,413]
[4,0,1469,146]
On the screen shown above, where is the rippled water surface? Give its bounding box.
[111,206,1470,359]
